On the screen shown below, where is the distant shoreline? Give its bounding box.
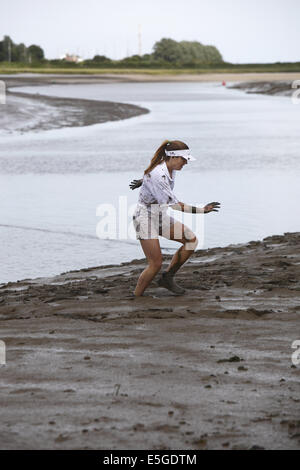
[2,71,300,85]
[1,72,297,133]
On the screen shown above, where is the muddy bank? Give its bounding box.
[228,80,296,97]
[1,76,149,134]
[0,232,299,449]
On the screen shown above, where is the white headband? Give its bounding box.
[165,149,196,161]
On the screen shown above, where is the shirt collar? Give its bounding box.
[161,161,174,181]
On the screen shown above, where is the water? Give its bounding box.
[1,80,300,283]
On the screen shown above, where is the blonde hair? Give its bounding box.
[144,140,189,175]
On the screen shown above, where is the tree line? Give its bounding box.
[0,35,44,63]
[0,35,224,68]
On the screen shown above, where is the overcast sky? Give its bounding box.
[1,0,299,63]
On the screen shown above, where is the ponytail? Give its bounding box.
[144,139,189,175]
[144,140,169,175]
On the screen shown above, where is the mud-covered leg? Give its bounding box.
[158,222,198,294]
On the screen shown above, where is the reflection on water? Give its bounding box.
[0,81,300,283]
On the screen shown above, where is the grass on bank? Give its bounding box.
[1,62,300,75]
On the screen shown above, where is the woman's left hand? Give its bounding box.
[129,178,143,190]
[204,201,221,213]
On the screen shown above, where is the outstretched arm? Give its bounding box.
[170,201,221,213]
[129,178,143,190]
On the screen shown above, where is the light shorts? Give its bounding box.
[133,203,176,240]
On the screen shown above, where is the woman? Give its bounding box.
[130,139,220,297]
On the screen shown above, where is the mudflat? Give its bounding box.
[0,232,299,449]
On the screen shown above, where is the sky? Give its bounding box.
[1,0,299,63]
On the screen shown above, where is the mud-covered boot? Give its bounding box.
[157,271,185,295]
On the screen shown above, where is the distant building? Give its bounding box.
[60,53,84,63]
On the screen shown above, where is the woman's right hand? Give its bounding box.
[129,178,143,190]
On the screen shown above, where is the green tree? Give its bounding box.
[15,43,27,62]
[203,45,223,63]
[28,44,44,62]
[152,37,223,65]
[92,54,111,64]
[0,35,14,62]
[83,54,112,67]
[152,38,182,63]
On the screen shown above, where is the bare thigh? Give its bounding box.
[161,220,196,245]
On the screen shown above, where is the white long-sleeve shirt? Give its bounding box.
[137,161,179,213]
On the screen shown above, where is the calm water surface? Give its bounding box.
[1,81,299,283]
